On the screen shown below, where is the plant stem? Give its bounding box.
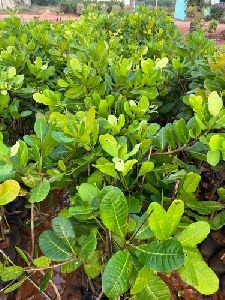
[30,203,35,258]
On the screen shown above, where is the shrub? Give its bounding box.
[100,3,109,13]
[207,19,218,33]
[190,15,204,31]
[111,4,121,12]
[210,4,225,21]
[186,0,206,8]
[0,8,223,299]
[186,5,201,19]
[59,0,76,13]
[31,0,60,5]
[76,2,85,15]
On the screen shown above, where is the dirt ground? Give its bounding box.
[0,11,78,22]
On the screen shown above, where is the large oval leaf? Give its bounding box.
[99,134,118,157]
[177,221,210,247]
[29,178,50,203]
[39,230,73,261]
[52,216,75,239]
[102,250,132,298]
[147,200,184,240]
[131,267,170,300]
[179,248,219,295]
[100,186,128,237]
[135,239,184,272]
[208,91,223,117]
[0,180,20,206]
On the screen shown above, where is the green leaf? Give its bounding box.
[15,141,28,167]
[122,159,137,176]
[207,150,220,166]
[155,127,168,150]
[77,183,99,204]
[154,163,178,173]
[147,200,184,240]
[177,221,210,247]
[84,250,101,279]
[1,266,24,281]
[185,196,224,215]
[7,66,16,78]
[0,93,10,112]
[61,258,82,273]
[182,172,201,193]
[33,89,60,108]
[131,267,170,300]
[39,230,73,261]
[15,247,30,265]
[3,278,26,294]
[86,106,96,134]
[33,256,51,268]
[70,57,82,72]
[93,158,118,178]
[113,157,125,172]
[209,134,224,151]
[79,230,97,261]
[174,119,189,144]
[29,179,50,203]
[208,91,223,117]
[99,134,118,157]
[0,141,10,163]
[51,131,75,143]
[0,180,20,206]
[52,216,75,239]
[102,250,132,298]
[135,239,184,272]
[127,196,142,214]
[34,113,48,142]
[133,214,153,240]
[179,248,219,295]
[100,186,128,237]
[0,164,14,182]
[155,57,168,69]
[217,187,225,202]
[210,210,225,230]
[138,161,154,177]
[141,58,154,73]
[40,270,53,291]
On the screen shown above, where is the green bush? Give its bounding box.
[59,0,76,13]
[186,5,201,18]
[0,7,223,299]
[207,19,218,33]
[31,0,60,5]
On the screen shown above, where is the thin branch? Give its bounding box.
[25,257,77,272]
[151,145,187,156]
[96,290,104,300]
[88,278,96,295]
[30,203,35,258]
[39,269,61,300]
[0,248,52,300]
[171,180,180,200]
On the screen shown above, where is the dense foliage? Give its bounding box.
[0,6,224,298]
[210,3,225,21]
